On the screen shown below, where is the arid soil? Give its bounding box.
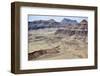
[28,28,88,60]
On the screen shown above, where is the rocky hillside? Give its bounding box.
[28,18,79,30]
[55,19,88,40]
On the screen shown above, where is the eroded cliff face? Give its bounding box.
[55,19,88,40]
[28,46,60,60]
[55,29,87,36]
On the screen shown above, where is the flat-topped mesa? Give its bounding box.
[28,46,60,60]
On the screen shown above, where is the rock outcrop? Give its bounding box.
[28,46,60,60]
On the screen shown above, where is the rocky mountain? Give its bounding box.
[61,18,78,25]
[28,18,79,30]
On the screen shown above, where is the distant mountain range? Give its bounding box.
[28,18,83,30]
[61,18,78,25]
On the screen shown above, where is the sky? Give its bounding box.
[28,15,88,23]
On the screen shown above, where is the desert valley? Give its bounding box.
[28,17,88,60]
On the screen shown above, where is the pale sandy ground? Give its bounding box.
[28,29,88,60]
